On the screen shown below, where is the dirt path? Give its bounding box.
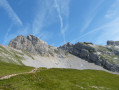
[0,68,38,80]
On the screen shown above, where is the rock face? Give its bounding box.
[9,35,119,72]
[59,42,119,72]
[59,42,96,61]
[107,40,119,46]
[9,35,56,56]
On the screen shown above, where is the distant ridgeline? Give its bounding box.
[107,41,119,46]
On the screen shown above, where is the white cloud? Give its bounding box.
[0,0,22,25]
[32,0,70,43]
[80,0,104,33]
[2,24,13,45]
[32,0,55,36]
[72,17,119,44]
[32,12,45,35]
[95,17,119,44]
[54,0,70,43]
[105,0,119,19]
[3,24,29,45]
[72,0,119,44]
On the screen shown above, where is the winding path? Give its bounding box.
[0,68,38,80]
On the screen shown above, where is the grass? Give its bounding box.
[0,61,34,77]
[0,68,119,90]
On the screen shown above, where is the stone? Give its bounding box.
[9,36,119,72]
[9,35,53,56]
[107,40,119,46]
[59,41,119,72]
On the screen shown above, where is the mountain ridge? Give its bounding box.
[1,34,119,73]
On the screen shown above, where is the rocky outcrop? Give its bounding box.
[9,35,56,56]
[59,42,119,72]
[59,42,96,61]
[107,40,119,46]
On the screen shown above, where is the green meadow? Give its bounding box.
[0,67,119,90]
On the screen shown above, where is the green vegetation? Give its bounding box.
[0,45,11,54]
[0,45,25,65]
[48,45,54,48]
[95,45,110,52]
[99,53,119,64]
[94,45,119,64]
[0,45,35,65]
[22,50,34,59]
[0,61,33,77]
[0,68,119,90]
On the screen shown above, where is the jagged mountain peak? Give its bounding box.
[9,35,50,55]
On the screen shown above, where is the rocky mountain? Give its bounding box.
[9,35,57,56]
[1,35,119,73]
[59,42,119,72]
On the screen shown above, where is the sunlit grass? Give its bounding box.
[0,61,33,77]
[0,68,119,90]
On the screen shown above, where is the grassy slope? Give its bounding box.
[0,68,119,90]
[0,61,33,77]
[0,45,25,65]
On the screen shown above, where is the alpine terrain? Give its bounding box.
[0,35,119,90]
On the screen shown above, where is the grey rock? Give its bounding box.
[107,40,119,46]
[59,41,119,72]
[84,42,93,45]
[9,35,119,72]
[9,35,54,56]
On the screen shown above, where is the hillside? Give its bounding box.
[0,68,119,90]
[0,61,33,77]
[0,35,119,90]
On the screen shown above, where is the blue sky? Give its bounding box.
[0,0,119,46]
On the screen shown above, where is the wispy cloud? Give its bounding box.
[32,12,45,35]
[32,0,55,39]
[80,0,104,33]
[105,0,119,19]
[95,18,119,44]
[54,0,64,42]
[72,17,119,44]
[72,0,119,44]
[3,24,29,45]
[54,0,70,44]
[32,0,70,43]
[2,24,13,45]
[0,0,22,25]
